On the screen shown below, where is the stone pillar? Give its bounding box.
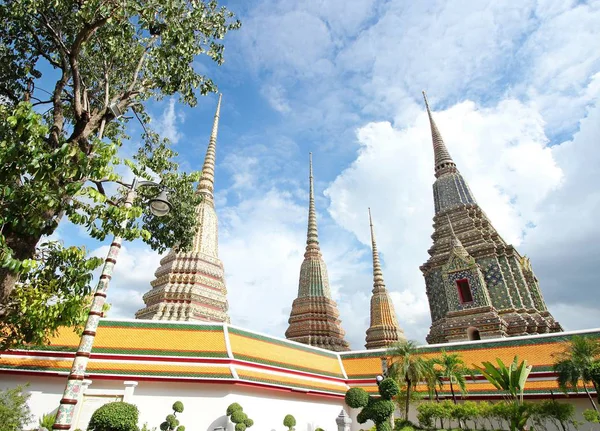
[123,381,138,403]
[336,410,352,431]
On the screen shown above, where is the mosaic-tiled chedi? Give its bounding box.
[135,95,229,322]
[285,154,350,352]
[419,91,562,344]
[365,209,406,349]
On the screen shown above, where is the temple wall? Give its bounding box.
[2,374,345,431]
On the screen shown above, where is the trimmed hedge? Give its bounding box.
[87,402,139,431]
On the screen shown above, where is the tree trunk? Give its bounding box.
[405,378,411,421]
[450,379,457,404]
[583,382,598,412]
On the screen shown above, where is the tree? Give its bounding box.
[473,356,532,431]
[553,336,600,412]
[421,358,443,402]
[0,385,32,431]
[387,340,425,421]
[434,350,468,404]
[0,0,240,347]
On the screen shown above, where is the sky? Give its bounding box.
[54,0,600,349]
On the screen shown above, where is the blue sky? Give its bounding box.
[53,0,600,349]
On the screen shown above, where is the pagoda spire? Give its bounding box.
[422,91,456,177]
[369,208,385,292]
[365,208,406,350]
[197,93,222,202]
[285,154,350,351]
[135,94,229,323]
[306,152,320,254]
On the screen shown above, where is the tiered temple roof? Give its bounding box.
[285,154,350,352]
[135,95,229,322]
[419,91,561,344]
[364,209,406,349]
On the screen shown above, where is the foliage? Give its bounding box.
[39,411,57,429]
[0,0,240,346]
[159,401,185,431]
[226,402,253,431]
[433,351,468,404]
[553,336,600,411]
[583,409,600,423]
[530,400,579,431]
[0,385,32,431]
[87,402,139,431]
[345,378,399,431]
[420,359,443,402]
[387,340,426,420]
[315,428,325,431]
[346,387,370,408]
[283,414,296,431]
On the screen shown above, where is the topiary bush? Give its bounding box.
[345,378,399,431]
[159,401,185,431]
[283,414,296,431]
[226,403,254,431]
[87,402,139,431]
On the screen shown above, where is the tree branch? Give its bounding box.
[127,36,157,93]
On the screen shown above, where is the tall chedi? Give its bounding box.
[285,154,350,352]
[136,95,229,322]
[365,209,406,349]
[419,91,561,344]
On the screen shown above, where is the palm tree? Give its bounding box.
[421,358,443,402]
[387,340,425,420]
[553,336,600,412]
[435,350,468,404]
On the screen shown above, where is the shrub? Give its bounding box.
[159,401,185,431]
[283,414,296,430]
[226,402,253,430]
[87,402,139,431]
[584,409,600,423]
[531,400,578,431]
[315,428,325,431]
[39,412,57,430]
[345,387,370,408]
[226,403,243,416]
[0,386,32,431]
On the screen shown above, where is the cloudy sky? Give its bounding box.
[57,0,600,349]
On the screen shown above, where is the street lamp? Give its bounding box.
[53,178,171,430]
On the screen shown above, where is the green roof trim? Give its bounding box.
[98,320,224,331]
[239,375,346,395]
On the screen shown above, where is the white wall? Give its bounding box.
[2,375,346,431]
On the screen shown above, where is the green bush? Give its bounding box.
[226,402,253,430]
[584,409,600,423]
[226,403,243,416]
[159,401,185,431]
[39,412,57,429]
[531,400,578,430]
[87,402,139,431]
[315,428,325,431]
[345,387,370,408]
[283,414,296,430]
[0,386,32,431]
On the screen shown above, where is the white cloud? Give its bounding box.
[154,98,184,144]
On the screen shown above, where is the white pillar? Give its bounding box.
[336,410,352,431]
[123,381,138,403]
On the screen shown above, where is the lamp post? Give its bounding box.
[53,178,172,430]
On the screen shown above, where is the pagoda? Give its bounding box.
[365,209,406,349]
[419,91,562,343]
[285,154,350,351]
[135,95,229,322]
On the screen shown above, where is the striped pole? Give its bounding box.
[53,179,138,430]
